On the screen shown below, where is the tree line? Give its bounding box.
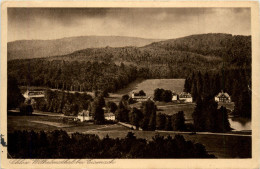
[8,60,138,93]
[115,95,187,131]
[150,34,251,68]
[184,68,251,118]
[32,90,93,115]
[8,130,215,158]
[156,111,186,131]
[192,97,231,132]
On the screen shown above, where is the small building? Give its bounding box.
[104,113,116,121]
[77,110,93,122]
[178,92,193,103]
[131,92,147,102]
[215,91,231,103]
[172,92,178,101]
[23,89,45,100]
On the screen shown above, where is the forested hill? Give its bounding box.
[147,33,251,68]
[7,36,161,60]
[8,33,251,92]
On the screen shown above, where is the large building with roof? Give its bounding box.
[178,92,193,103]
[77,110,93,122]
[23,89,45,100]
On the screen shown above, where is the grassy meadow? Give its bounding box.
[128,79,185,97]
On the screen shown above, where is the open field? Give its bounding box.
[30,120,75,128]
[7,114,128,133]
[8,114,251,158]
[218,102,235,111]
[130,102,195,123]
[128,79,185,97]
[157,103,195,122]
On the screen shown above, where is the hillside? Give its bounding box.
[7,36,161,60]
[8,33,251,92]
[147,33,251,67]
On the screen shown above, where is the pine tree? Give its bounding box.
[154,88,163,101]
[129,107,143,130]
[172,111,186,131]
[141,100,157,131]
[92,96,105,124]
[197,71,203,97]
[217,106,231,132]
[202,72,211,98]
[191,81,198,102]
[164,115,173,131]
[7,76,25,109]
[192,97,204,131]
[211,73,221,96]
[156,113,166,130]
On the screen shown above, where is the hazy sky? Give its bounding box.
[8,8,251,42]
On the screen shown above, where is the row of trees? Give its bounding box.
[192,97,231,132]
[33,89,111,124]
[156,111,186,131]
[8,130,215,158]
[116,93,230,132]
[7,76,25,109]
[115,95,157,131]
[115,95,186,131]
[32,90,93,116]
[184,68,251,118]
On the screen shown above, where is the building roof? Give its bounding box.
[104,113,115,117]
[28,91,44,95]
[179,92,192,98]
[216,91,230,98]
[78,110,92,116]
[23,90,45,99]
[132,92,146,96]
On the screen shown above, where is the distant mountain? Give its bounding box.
[7,36,162,60]
[48,33,251,68]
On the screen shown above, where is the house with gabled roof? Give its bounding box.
[215,91,231,103]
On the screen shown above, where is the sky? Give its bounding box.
[8,8,251,42]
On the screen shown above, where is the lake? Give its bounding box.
[229,117,251,131]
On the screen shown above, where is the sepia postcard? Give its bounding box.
[1,1,260,169]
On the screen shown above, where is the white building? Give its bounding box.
[178,92,193,103]
[77,110,93,122]
[215,91,231,103]
[172,92,178,101]
[104,113,116,121]
[131,92,147,102]
[23,90,45,100]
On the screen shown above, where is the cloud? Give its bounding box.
[7,8,251,42]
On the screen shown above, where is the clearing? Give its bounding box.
[128,79,185,97]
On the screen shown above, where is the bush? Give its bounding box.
[153,88,172,102]
[19,103,33,115]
